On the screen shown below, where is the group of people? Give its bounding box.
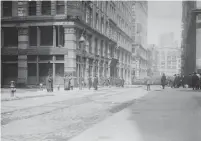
[171,72,201,90]
[45,74,101,92]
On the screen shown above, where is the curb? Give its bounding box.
[1,94,55,102]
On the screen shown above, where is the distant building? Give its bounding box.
[131,1,148,79]
[158,46,181,76]
[181,1,201,75]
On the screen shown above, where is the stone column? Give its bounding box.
[91,35,96,55]
[85,58,89,83]
[18,27,28,85]
[108,59,111,78]
[196,17,201,71]
[53,26,56,47]
[36,1,41,16]
[53,56,56,85]
[64,26,77,86]
[92,59,96,77]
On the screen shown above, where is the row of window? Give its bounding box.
[2,26,64,47]
[2,1,65,17]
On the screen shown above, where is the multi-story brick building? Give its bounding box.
[131,1,148,79]
[181,1,201,75]
[1,1,134,87]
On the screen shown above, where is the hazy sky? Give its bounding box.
[148,1,182,46]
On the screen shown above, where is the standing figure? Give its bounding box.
[88,76,92,90]
[161,73,166,89]
[188,74,192,88]
[146,78,151,91]
[181,75,185,88]
[173,74,177,88]
[46,74,53,92]
[93,75,98,90]
[122,78,125,87]
[192,72,199,90]
[64,75,70,90]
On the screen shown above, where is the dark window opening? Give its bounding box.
[28,55,37,61]
[56,55,64,60]
[101,17,104,33]
[40,26,53,46]
[29,27,37,46]
[56,1,65,14]
[28,63,37,76]
[1,55,18,62]
[39,55,53,61]
[3,27,18,47]
[41,1,51,15]
[28,1,36,16]
[96,13,99,30]
[3,1,12,17]
[56,26,64,47]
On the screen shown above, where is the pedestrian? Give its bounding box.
[181,75,185,88]
[122,77,125,87]
[64,75,70,90]
[199,74,201,90]
[46,74,53,92]
[146,78,151,91]
[192,72,199,90]
[188,74,192,88]
[39,82,43,91]
[173,74,177,88]
[93,75,98,90]
[88,76,92,90]
[161,73,166,89]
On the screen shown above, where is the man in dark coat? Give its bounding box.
[173,74,177,88]
[161,73,166,89]
[93,75,98,90]
[192,72,199,90]
[64,75,70,90]
[46,74,53,92]
[181,75,185,88]
[188,74,192,88]
[88,76,92,90]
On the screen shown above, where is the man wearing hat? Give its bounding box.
[192,72,199,90]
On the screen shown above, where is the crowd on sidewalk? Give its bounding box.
[166,72,201,90]
[45,74,125,93]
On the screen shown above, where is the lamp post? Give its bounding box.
[79,28,86,90]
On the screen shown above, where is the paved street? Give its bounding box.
[2,86,200,141]
[1,86,148,141]
[70,88,201,141]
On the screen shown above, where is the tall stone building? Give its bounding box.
[181,1,201,75]
[131,1,148,79]
[1,1,134,86]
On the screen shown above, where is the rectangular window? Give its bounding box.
[56,1,65,15]
[1,55,18,62]
[28,1,36,16]
[3,1,12,17]
[39,55,53,61]
[101,17,104,33]
[96,13,99,30]
[27,55,37,61]
[55,55,64,60]
[95,38,98,55]
[56,26,64,47]
[40,26,53,46]
[41,1,51,15]
[28,63,37,76]
[3,27,18,47]
[29,27,37,46]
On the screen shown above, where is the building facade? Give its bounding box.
[1,1,133,86]
[181,1,201,75]
[158,46,181,76]
[147,44,160,76]
[131,1,148,80]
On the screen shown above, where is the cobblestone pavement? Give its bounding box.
[1,87,151,141]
